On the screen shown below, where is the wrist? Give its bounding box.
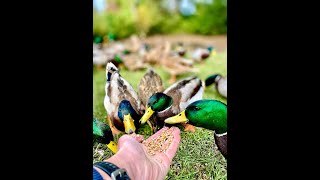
[105,153,137,179]
[93,166,111,180]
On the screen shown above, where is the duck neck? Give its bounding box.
[157,104,173,120]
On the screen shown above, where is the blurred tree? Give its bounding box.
[93,0,227,39]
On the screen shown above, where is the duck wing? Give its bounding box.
[164,76,204,114]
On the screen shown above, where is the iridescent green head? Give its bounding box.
[114,55,123,63]
[93,35,103,44]
[93,118,118,153]
[140,93,173,124]
[148,93,173,111]
[207,46,214,52]
[165,100,227,134]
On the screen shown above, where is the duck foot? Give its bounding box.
[168,74,176,84]
[182,123,196,133]
[107,116,121,136]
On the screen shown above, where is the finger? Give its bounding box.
[117,135,139,149]
[117,134,146,156]
[130,133,144,143]
[163,127,181,160]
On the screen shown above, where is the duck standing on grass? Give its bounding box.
[192,46,215,63]
[165,100,227,158]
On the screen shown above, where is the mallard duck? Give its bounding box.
[143,42,168,65]
[104,62,143,135]
[161,55,198,84]
[121,53,147,71]
[160,41,198,84]
[205,74,227,98]
[138,69,164,132]
[165,100,227,158]
[191,46,214,63]
[93,118,118,153]
[139,76,204,132]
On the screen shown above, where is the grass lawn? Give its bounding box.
[93,50,227,180]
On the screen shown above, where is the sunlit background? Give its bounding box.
[93,0,226,39]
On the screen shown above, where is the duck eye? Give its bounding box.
[190,106,200,111]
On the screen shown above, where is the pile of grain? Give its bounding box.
[142,128,174,156]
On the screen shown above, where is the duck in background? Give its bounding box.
[205,74,227,98]
[165,100,227,158]
[143,42,167,66]
[191,46,215,63]
[161,41,198,84]
[172,42,186,57]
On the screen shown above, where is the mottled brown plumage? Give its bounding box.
[157,77,204,121]
[138,69,164,107]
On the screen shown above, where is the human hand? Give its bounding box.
[95,127,180,180]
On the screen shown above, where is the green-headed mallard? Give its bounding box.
[165,100,227,158]
[93,118,118,154]
[139,76,204,132]
[205,74,227,98]
[104,62,143,135]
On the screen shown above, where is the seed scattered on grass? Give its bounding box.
[97,149,104,156]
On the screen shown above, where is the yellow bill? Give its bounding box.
[123,114,136,134]
[139,107,154,124]
[164,110,188,124]
[107,141,118,154]
[211,50,217,57]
